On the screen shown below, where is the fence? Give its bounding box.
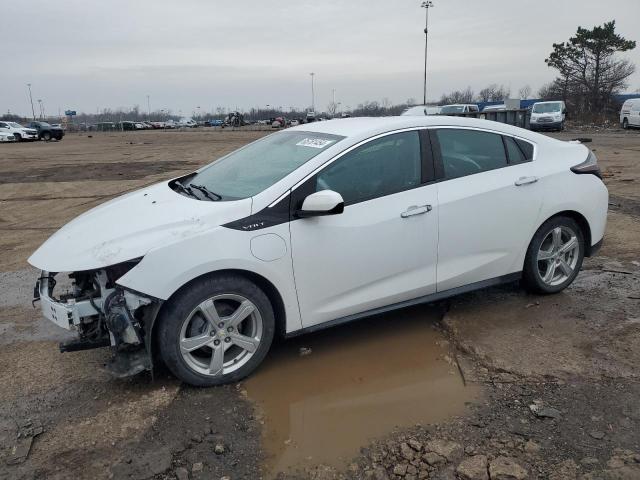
[442,109,531,129]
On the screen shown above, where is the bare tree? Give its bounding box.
[477,84,511,102]
[440,87,475,105]
[326,102,338,116]
[518,85,532,99]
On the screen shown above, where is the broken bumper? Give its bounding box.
[36,273,101,330]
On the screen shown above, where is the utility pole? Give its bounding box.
[421,1,434,106]
[27,83,36,120]
[310,72,315,112]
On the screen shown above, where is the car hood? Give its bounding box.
[28,182,252,272]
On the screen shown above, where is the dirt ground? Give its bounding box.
[0,126,639,480]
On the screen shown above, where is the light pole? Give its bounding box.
[147,95,151,120]
[309,72,315,113]
[37,99,43,119]
[421,1,434,106]
[27,83,36,120]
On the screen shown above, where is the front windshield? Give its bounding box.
[8,122,23,128]
[532,103,561,113]
[188,131,344,200]
[441,105,465,114]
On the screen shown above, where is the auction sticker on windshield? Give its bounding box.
[296,138,336,149]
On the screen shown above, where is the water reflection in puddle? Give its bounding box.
[244,305,481,476]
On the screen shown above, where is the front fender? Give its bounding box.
[116,224,302,333]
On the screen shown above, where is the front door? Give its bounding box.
[289,130,439,328]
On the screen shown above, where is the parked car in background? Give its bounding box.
[0,131,16,142]
[179,118,197,128]
[29,116,607,386]
[620,99,640,129]
[401,105,441,116]
[290,120,300,127]
[440,104,480,114]
[482,104,506,112]
[27,121,64,141]
[529,101,566,131]
[0,121,38,141]
[119,121,136,131]
[205,119,224,127]
[134,122,146,130]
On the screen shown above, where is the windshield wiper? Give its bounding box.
[174,180,199,199]
[189,184,222,201]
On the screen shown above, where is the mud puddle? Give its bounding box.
[245,305,481,476]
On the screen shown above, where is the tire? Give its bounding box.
[42,131,51,141]
[14,133,22,142]
[522,216,585,294]
[157,274,275,386]
[622,118,629,130]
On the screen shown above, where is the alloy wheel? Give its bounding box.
[536,226,580,286]
[179,294,263,377]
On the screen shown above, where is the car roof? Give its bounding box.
[288,115,540,141]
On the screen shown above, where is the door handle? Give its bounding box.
[401,204,432,218]
[515,176,539,186]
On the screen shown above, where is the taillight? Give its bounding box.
[571,151,602,179]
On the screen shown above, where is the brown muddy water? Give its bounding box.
[244,305,482,476]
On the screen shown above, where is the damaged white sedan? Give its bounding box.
[29,116,608,386]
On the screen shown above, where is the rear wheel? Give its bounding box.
[622,118,629,129]
[522,216,585,294]
[157,274,275,386]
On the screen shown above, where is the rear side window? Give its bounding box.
[435,129,507,179]
[515,139,534,160]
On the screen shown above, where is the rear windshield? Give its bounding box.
[188,131,344,200]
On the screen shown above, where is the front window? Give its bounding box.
[440,105,465,114]
[532,103,562,113]
[188,131,344,200]
[315,131,422,205]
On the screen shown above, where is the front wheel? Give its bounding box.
[157,274,275,386]
[522,216,585,294]
[42,131,51,141]
[14,133,22,142]
[622,118,629,130]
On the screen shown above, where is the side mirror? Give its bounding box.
[297,190,344,218]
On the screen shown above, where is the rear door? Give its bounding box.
[432,127,542,292]
[289,129,439,328]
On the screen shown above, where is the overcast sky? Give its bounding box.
[2,0,639,117]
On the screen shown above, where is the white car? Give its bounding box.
[0,131,16,142]
[620,98,640,129]
[401,105,441,116]
[0,121,38,141]
[29,116,608,386]
[530,101,566,131]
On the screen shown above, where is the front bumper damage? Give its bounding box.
[34,266,163,378]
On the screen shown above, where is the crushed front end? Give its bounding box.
[33,260,162,378]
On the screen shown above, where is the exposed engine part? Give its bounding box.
[59,337,110,353]
[104,290,143,348]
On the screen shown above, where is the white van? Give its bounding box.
[440,104,479,114]
[530,101,566,131]
[401,105,441,116]
[620,99,640,129]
